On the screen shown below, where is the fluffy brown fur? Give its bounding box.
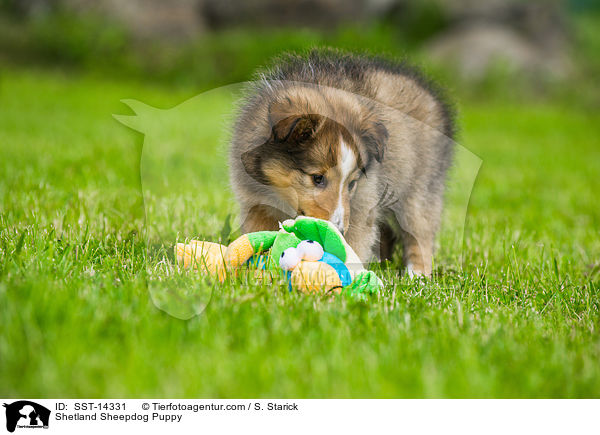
[229,49,455,276]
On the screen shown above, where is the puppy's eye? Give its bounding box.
[312,174,326,187]
[348,179,358,192]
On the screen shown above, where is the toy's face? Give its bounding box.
[279,240,325,271]
[282,216,348,263]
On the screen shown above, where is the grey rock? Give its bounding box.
[62,0,206,39]
[426,0,571,79]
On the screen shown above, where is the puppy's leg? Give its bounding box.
[399,228,434,278]
[240,204,281,233]
[393,198,441,278]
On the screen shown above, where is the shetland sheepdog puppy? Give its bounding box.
[229,49,454,277]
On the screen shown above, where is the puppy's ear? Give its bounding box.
[269,100,321,143]
[361,121,388,163]
[271,114,321,143]
[241,143,270,185]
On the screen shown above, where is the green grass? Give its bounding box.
[1,67,599,398]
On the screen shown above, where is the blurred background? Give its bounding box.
[1,0,599,102]
[1,0,599,261]
[1,0,600,398]
[1,0,599,244]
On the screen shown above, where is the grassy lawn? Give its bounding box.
[0,67,599,398]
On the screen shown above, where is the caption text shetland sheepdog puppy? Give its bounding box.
[229,49,454,277]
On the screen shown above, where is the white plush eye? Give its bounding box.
[296,240,324,261]
[279,247,301,271]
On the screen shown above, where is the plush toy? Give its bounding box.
[175,216,382,297]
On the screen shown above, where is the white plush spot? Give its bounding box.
[296,240,324,261]
[279,247,301,271]
[281,219,295,229]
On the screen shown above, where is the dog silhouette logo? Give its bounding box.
[3,401,50,432]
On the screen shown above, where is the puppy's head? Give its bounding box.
[242,94,387,234]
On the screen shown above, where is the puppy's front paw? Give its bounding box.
[405,263,429,280]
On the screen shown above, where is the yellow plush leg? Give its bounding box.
[175,240,227,282]
[224,234,255,269]
[290,261,343,294]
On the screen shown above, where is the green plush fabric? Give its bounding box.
[247,231,279,253]
[345,270,382,298]
[235,217,382,297]
[282,216,347,262]
[240,219,383,297]
[267,230,301,269]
